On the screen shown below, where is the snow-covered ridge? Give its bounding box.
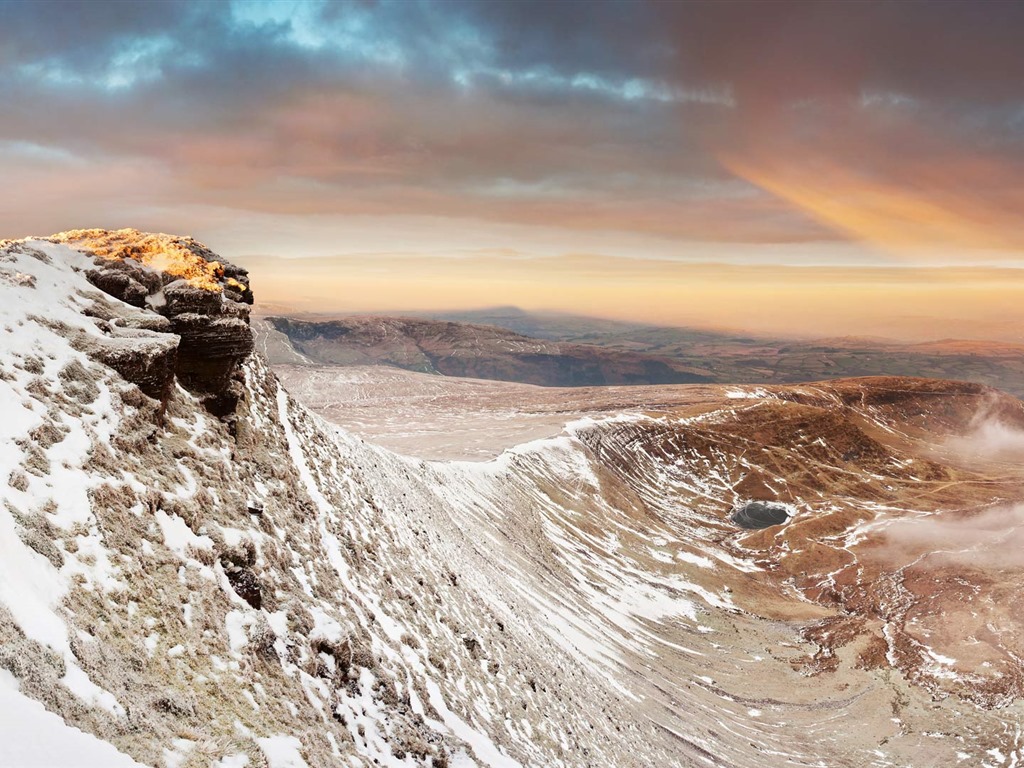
[0,235,690,767]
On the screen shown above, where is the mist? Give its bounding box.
[879,504,1024,571]
[947,404,1024,459]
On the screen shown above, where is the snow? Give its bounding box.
[422,678,523,768]
[0,499,69,653]
[257,735,310,768]
[308,605,344,643]
[928,649,957,666]
[676,549,716,569]
[0,670,143,767]
[61,663,125,717]
[225,609,253,654]
[155,508,213,557]
[725,388,770,399]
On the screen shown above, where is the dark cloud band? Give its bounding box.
[1,0,1021,250]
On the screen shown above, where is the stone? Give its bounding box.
[225,566,262,609]
[84,269,149,308]
[55,229,256,417]
[75,330,179,404]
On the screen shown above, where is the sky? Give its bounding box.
[1,0,1023,339]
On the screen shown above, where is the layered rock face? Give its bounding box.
[50,229,255,416]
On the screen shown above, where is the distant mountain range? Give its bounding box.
[259,308,1024,396]
[259,315,712,386]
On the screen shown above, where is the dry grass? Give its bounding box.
[58,359,100,404]
[8,502,65,568]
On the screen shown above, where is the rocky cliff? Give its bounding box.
[49,228,254,417]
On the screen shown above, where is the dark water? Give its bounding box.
[730,501,791,529]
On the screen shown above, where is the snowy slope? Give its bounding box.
[0,670,144,767]
[0,236,684,766]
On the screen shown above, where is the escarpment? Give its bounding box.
[50,228,255,416]
[3,231,1024,765]
[0,233,680,768]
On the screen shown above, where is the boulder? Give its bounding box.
[54,229,256,417]
[76,331,179,404]
[85,269,149,307]
[225,566,262,609]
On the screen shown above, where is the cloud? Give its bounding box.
[876,404,1024,571]
[1,1,1023,257]
[659,2,1024,256]
[658,1,1024,111]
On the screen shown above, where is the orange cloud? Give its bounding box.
[722,153,1024,254]
[240,250,1024,343]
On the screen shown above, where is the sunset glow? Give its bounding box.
[51,229,236,292]
[2,1,1022,340]
[720,154,1024,255]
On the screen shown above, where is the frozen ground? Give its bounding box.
[273,364,725,460]
[0,670,143,767]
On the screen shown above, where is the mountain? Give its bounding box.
[1,230,1023,766]
[406,308,1024,397]
[260,316,712,387]
[407,306,733,343]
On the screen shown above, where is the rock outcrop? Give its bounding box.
[51,229,255,416]
[79,329,180,404]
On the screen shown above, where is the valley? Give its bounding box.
[277,362,1024,764]
[261,309,1024,398]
